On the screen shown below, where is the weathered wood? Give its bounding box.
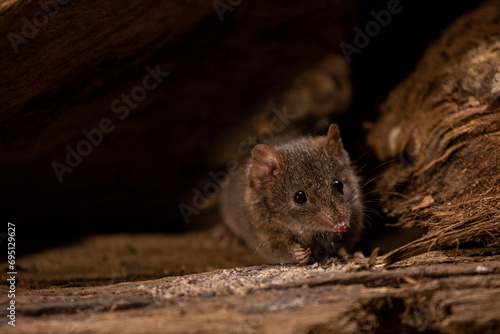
[2,246,499,333]
[10,232,266,289]
[366,0,500,264]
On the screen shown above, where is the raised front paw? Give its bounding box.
[291,244,311,265]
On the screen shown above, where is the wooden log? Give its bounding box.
[367,0,500,264]
[2,245,499,333]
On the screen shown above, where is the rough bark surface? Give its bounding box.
[1,240,499,333]
[367,0,500,264]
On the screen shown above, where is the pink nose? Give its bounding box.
[333,221,349,233]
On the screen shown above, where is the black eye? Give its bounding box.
[333,180,343,194]
[293,191,308,205]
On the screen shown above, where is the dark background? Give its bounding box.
[0,0,480,255]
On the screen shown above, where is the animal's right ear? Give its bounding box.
[248,144,281,187]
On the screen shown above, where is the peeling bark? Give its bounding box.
[367,0,500,264]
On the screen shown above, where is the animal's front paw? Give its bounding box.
[291,244,311,265]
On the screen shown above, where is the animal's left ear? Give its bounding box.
[325,124,345,157]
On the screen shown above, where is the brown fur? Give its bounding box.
[220,124,364,264]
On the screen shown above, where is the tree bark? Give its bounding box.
[367,0,500,264]
[3,240,499,333]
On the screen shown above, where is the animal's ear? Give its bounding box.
[248,144,281,186]
[325,124,345,157]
